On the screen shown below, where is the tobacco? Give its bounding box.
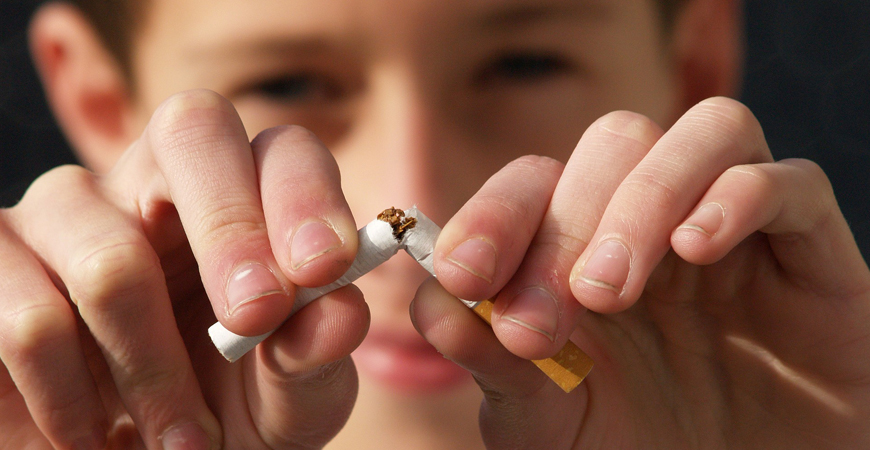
[377,206,417,240]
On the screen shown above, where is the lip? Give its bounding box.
[352,329,472,394]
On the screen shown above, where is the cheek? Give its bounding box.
[589,26,680,124]
[474,90,601,163]
[233,101,354,144]
[603,56,678,128]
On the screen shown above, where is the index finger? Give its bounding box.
[134,90,356,336]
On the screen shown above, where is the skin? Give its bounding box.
[0,0,868,449]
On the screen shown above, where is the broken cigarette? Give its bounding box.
[208,207,593,392]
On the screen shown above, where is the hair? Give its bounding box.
[657,0,690,32]
[66,0,688,77]
[63,0,145,79]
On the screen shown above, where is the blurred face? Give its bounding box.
[125,0,679,429]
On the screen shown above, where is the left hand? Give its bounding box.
[410,97,870,449]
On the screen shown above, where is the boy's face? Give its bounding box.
[125,0,680,394]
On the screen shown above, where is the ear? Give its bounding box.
[29,2,135,173]
[669,0,744,114]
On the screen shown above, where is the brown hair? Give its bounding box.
[65,0,146,78]
[68,0,688,76]
[657,0,689,32]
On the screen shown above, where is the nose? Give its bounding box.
[335,67,467,227]
[332,66,469,318]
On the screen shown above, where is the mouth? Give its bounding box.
[352,329,472,394]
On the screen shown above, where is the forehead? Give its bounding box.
[138,0,651,48]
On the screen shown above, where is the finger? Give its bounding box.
[0,207,108,449]
[410,278,586,449]
[243,285,369,448]
[0,365,54,449]
[447,112,663,360]
[140,90,295,336]
[672,158,870,295]
[12,166,221,449]
[434,155,564,300]
[570,97,774,313]
[671,158,870,398]
[252,125,357,288]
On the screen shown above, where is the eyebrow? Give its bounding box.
[193,37,335,60]
[472,0,614,30]
[190,0,613,62]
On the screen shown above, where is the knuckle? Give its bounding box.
[253,124,321,148]
[472,190,540,236]
[196,202,267,246]
[785,158,833,192]
[36,164,93,187]
[509,154,563,170]
[690,97,766,150]
[291,358,352,387]
[592,110,662,146]
[781,159,840,231]
[508,155,565,179]
[252,124,340,183]
[694,96,755,122]
[123,363,189,400]
[44,388,99,435]
[723,164,777,194]
[15,165,94,210]
[261,359,356,448]
[472,156,563,224]
[67,235,161,311]
[153,89,231,125]
[531,225,591,263]
[622,166,681,211]
[149,89,239,153]
[0,302,76,362]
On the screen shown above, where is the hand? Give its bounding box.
[412,97,870,449]
[0,90,369,449]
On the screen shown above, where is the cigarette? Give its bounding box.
[209,207,593,392]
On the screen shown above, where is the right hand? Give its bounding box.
[0,89,369,449]
[413,99,870,449]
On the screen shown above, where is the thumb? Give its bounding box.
[243,285,369,448]
[410,278,588,449]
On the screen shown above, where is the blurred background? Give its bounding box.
[2,0,869,258]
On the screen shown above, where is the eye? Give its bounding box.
[252,72,343,103]
[475,52,572,86]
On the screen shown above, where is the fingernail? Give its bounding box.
[679,202,725,237]
[502,287,559,342]
[161,422,213,450]
[290,221,343,270]
[576,239,631,294]
[226,262,285,315]
[446,237,497,283]
[72,426,106,450]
